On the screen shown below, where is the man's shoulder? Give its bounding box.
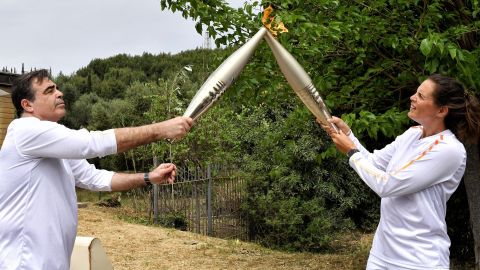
[12,117,63,130]
[10,117,71,143]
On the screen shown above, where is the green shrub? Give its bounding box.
[240,106,379,251]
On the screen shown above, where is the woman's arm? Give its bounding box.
[321,116,398,171]
[348,139,465,197]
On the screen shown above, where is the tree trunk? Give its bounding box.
[464,144,480,269]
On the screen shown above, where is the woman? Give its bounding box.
[321,74,480,269]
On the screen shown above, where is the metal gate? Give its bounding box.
[153,164,248,240]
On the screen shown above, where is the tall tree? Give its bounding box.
[465,145,480,268]
[161,0,480,263]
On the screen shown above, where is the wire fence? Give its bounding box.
[153,164,248,240]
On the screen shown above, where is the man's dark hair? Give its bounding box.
[11,69,51,117]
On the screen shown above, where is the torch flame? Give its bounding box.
[261,5,288,37]
[261,5,273,27]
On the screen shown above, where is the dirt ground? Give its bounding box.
[77,205,371,270]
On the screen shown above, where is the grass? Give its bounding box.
[77,189,475,270]
[77,205,373,269]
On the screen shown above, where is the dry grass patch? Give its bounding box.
[77,205,371,270]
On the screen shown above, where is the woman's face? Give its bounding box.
[408,79,443,126]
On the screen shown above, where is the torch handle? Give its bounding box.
[300,83,340,134]
[330,122,340,134]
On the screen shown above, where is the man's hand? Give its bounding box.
[149,163,177,185]
[158,117,193,140]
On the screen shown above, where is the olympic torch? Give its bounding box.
[263,29,339,133]
[183,27,268,121]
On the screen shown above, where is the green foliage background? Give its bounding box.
[58,0,480,263]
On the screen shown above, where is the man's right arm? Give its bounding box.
[15,116,192,160]
[114,116,193,153]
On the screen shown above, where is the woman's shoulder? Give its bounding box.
[406,125,423,132]
[434,130,466,160]
[395,125,423,140]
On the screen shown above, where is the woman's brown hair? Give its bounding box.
[429,74,480,144]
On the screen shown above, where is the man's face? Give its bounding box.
[26,77,66,122]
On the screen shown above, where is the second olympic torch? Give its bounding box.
[263,29,339,133]
[183,27,267,121]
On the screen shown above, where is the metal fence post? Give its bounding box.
[207,164,213,236]
[153,156,159,225]
[194,179,201,234]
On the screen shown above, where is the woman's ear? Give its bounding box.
[438,106,449,118]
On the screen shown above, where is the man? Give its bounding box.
[0,69,193,269]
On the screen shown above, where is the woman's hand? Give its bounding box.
[329,116,351,135]
[317,116,351,135]
[317,116,356,154]
[330,131,356,154]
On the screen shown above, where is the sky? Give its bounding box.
[0,0,247,76]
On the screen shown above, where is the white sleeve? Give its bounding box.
[68,159,114,191]
[14,119,117,159]
[348,132,400,171]
[348,140,465,197]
